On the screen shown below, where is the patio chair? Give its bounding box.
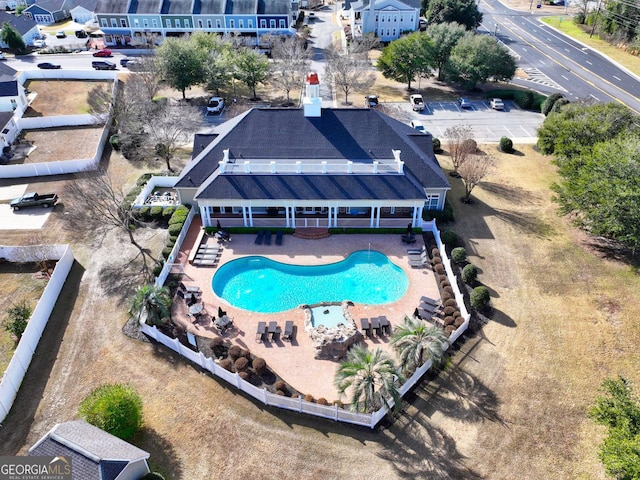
[360,318,371,336]
[255,230,264,245]
[379,316,391,335]
[179,282,201,293]
[407,246,426,255]
[268,321,278,341]
[264,230,272,245]
[275,230,283,246]
[421,296,441,307]
[282,321,294,341]
[256,321,267,342]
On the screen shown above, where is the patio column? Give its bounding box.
[291,206,296,228]
[369,206,376,228]
[334,206,338,227]
[327,206,333,228]
[415,205,424,227]
[248,206,254,227]
[199,205,210,227]
[376,205,381,228]
[285,206,290,228]
[242,206,248,227]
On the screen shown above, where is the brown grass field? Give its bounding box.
[23,80,111,116]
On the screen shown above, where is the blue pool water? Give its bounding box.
[212,250,408,313]
[310,305,346,328]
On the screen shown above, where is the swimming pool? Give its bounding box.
[212,250,408,313]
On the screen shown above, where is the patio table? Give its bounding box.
[189,303,204,316]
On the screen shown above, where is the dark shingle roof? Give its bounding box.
[225,0,257,14]
[193,0,225,13]
[132,0,163,13]
[0,111,14,129]
[192,133,218,159]
[0,80,18,97]
[0,11,38,36]
[161,0,193,14]
[25,0,67,12]
[177,108,449,202]
[96,0,130,13]
[257,0,289,13]
[29,438,102,480]
[0,62,17,82]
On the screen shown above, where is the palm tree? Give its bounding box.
[129,284,171,326]
[390,316,449,375]
[334,345,404,414]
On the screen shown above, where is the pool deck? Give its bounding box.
[171,220,440,402]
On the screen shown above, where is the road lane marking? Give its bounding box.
[613,75,621,81]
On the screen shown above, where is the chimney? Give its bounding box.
[347,161,353,173]
[244,161,250,173]
[270,161,276,173]
[322,161,327,173]
[218,160,226,173]
[303,72,322,118]
[373,161,379,173]
[296,161,302,173]
[392,149,404,173]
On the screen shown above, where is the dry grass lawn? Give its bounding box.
[17,127,104,164]
[1,141,639,479]
[23,80,111,116]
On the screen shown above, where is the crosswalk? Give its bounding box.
[521,67,567,92]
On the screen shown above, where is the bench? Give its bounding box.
[188,228,208,264]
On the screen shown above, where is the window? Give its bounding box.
[1,128,9,134]
[230,19,235,28]
[270,19,275,28]
[143,19,148,27]
[213,19,219,28]
[279,19,285,28]
[260,19,266,28]
[400,15,403,22]
[232,207,242,214]
[111,18,117,27]
[393,16,397,22]
[166,19,171,27]
[134,19,139,27]
[198,19,203,28]
[152,19,158,27]
[120,19,127,27]
[175,19,181,27]
[248,19,253,27]
[239,19,244,28]
[184,19,190,27]
[392,28,396,36]
[426,194,440,209]
[375,14,378,21]
[381,16,384,22]
[101,18,108,27]
[10,99,17,110]
[410,15,414,22]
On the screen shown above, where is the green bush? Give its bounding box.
[514,90,534,110]
[168,223,184,236]
[136,173,154,186]
[432,137,442,153]
[470,286,491,310]
[152,260,164,277]
[541,93,563,116]
[451,247,467,264]
[168,214,187,226]
[78,384,143,440]
[138,206,151,221]
[440,229,459,246]
[3,300,32,341]
[485,88,546,111]
[161,247,173,259]
[149,206,163,220]
[109,134,121,150]
[462,263,478,284]
[462,138,477,154]
[166,238,176,248]
[550,98,570,114]
[162,206,176,219]
[424,198,454,223]
[499,136,514,153]
[141,473,166,480]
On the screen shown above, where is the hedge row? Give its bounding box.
[484,89,547,112]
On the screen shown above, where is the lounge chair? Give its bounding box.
[192,258,219,266]
[255,230,264,245]
[256,321,267,342]
[283,321,294,341]
[408,252,427,261]
[421,296,441,307]
[275,230,283,245]
[179,282,201,293]
[370,317,381,336]
[379,316,391,335]
[264,230,272,245]
[407,246,426,255]
[268,321,278,341]
[409,259,427,267]
[361,318,371,336]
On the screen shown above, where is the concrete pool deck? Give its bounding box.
[171,220,440,402]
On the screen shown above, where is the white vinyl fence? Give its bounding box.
[0,244,75,423]
[154,207,196,288]
[133,176,180,208]
[144,221,473,428]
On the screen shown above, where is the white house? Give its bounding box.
[0,63,29,118]
[0,11,40,48]
[70,0,99,24]
[342,0,420,41]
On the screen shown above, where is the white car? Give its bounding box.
[410,94,425,112]
[409,120,426,133]
[490,98,505,110]
[207,97,225,114]
[33,39,46,48]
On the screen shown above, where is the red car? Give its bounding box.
[92,49,112,57]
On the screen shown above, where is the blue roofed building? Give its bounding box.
[174,73,450,230]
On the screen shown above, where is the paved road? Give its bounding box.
[479,0,640,113]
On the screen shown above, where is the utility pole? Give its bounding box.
[591,0,602,38]
[494,24,498,37]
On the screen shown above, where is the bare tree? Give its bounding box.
[444,124,475,176]
[149,105,202,172]
[13,236,53,277]
[324,47,375,105]
[134,55,164,100]
[348,33,380,55]
[63,168,158,279]
[457,153,495,203]
[269,35,311,105]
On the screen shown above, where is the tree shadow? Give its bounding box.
[489,308,517,328]
[492,208,556,238]
[377,412,482,479]
[0,261,84,455]
[134,426,184,479]
[480,181,542,207]
[99,259,149,304]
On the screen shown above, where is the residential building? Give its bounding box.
[174,73,450,230]
[0,11,40,48]
[23,0,71,24]
[341,0,420,41]
[94,0,295,47]
[29,420,151,480]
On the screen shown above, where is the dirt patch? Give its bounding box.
[13,126,104,164]
[24,80,111,117]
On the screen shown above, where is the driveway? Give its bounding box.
[0,205,53,230]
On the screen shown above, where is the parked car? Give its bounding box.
[365,94,379,108]
[308,12,316,19]
[55,31,66,38]
[92,60,116,70]
[409,120,426,133]
[0,53,5,61]
[33,39,46,48]
[75,30,88,38]
[490,98,505,110]
[207,97,225,114]
[10,192,59,211]
[37,62,61,69]
[457,97,472,109]
[93,49,112,57]
[410,94,425,112]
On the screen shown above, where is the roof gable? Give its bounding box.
[0,11,38,35]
